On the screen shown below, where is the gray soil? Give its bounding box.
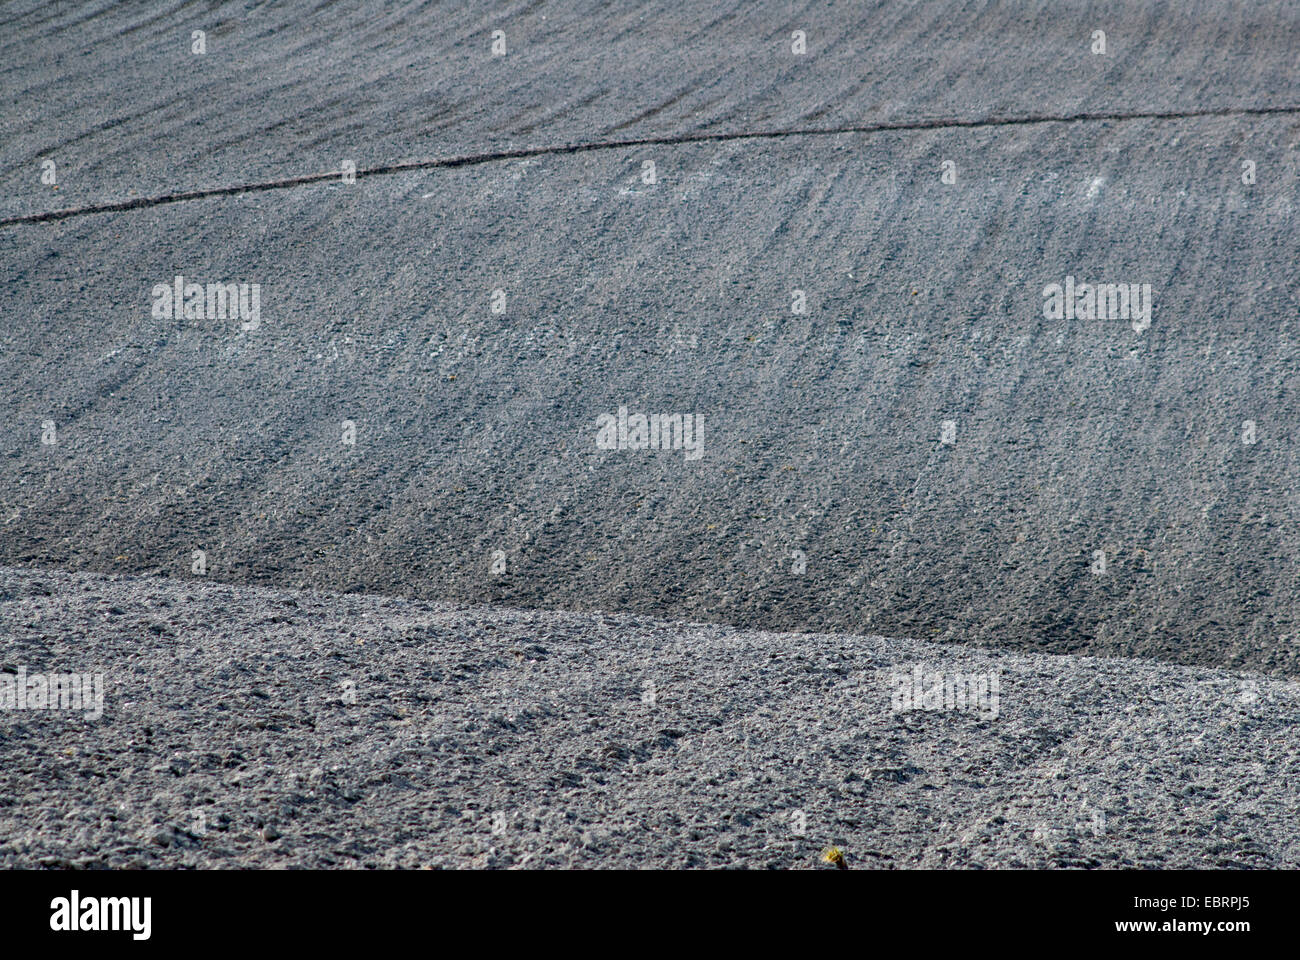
[4,2,1300,674]
[2,1,1300,869]
[2,565,1297,869]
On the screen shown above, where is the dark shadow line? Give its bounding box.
[4,103,1298,228]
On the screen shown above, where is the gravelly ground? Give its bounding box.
[3,565,1297,869]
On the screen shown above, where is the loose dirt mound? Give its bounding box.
[2,567,1296,869]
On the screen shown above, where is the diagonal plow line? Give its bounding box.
[4,103,1299,228]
